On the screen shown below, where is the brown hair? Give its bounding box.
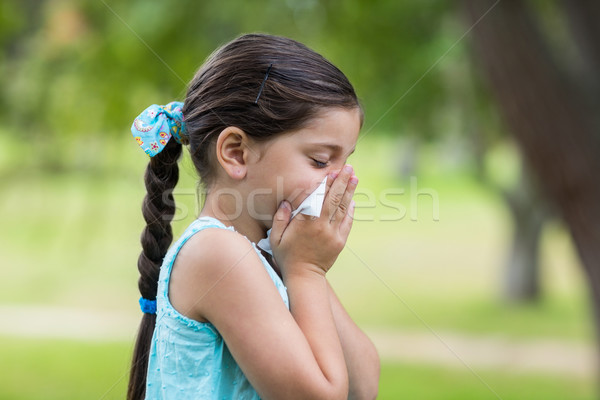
[128,33,361,400]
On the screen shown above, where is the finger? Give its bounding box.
[326,171,339,193]
[331,174,358,224]
[270,200,291,246]
[339,199,355,239]
[322,172,338,210]
[323,164,353,220]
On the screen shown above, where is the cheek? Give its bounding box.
[258,151,325,209]
[283,176,322,209]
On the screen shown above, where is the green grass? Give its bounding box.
[378,362,595,400]
[0,336,594,400]
[0,336,133,400]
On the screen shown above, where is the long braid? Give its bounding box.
[127,138,182,400]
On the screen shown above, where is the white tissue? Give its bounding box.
[257,176,328,255]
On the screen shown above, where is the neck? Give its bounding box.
[198,188,269,245]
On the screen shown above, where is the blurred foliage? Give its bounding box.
[0,0,491,171]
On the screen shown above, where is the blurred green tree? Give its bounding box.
[0,0,454,171]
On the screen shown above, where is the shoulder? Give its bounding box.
[180,226,256,269]
[169,226,268,322]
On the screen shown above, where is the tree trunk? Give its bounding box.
[502,170,546,302]
[463,0,600,367]
[466,115,547,302]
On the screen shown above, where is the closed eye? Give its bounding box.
[311,158,328,168]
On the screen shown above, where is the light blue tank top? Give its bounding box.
[145,216,289,400]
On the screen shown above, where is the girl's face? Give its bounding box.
[247,107,361,227]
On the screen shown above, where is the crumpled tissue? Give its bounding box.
[257,175,328,256]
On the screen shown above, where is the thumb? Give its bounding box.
[270,200,291,247]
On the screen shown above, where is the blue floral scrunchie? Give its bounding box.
[131,101,186,157]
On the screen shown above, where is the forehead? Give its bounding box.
[283,108,361,150]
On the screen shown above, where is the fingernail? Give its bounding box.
[329,172,339,179]
[350,176,358,185]
[344,165,353,173]
[280,200,290,210]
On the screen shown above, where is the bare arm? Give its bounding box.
[328,281,380,400]
[172,230,348,400]
[284,267,349,398]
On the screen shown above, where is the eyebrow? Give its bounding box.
[309,142,356,156]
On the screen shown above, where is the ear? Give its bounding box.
[215,127,253,180]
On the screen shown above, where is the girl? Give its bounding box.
[129,34,380,400]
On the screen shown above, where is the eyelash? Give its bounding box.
[312,158,328,168]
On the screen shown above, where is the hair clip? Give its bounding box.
[254,63,273,104]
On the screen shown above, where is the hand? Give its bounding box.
[269,164,358,277]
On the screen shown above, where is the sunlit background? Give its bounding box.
[0,1,597,399]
